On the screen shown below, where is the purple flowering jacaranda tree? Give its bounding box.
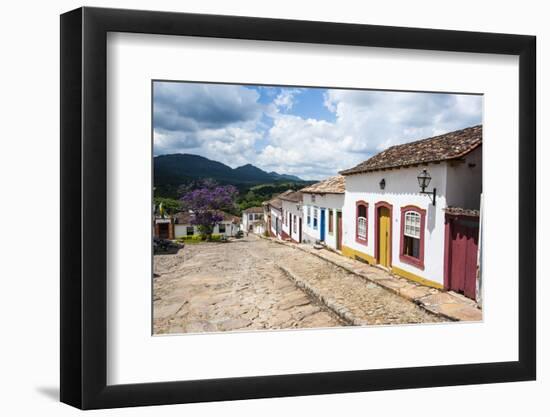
[180,181,238,240]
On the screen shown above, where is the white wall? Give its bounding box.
[175,222,237,238]
[243,212,264,233]
[3,2,547,417]
[174,224,197,238]
[270,207,282,237]
[446,146,483,209]
[281,200,302,242]
[302,193,344,248]
[343,163,448,284]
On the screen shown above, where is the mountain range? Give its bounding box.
[154,153,304,187]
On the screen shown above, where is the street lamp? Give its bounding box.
[417,169,436,205]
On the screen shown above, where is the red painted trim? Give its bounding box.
[443,214,452,290]
[374,201,393,266]
[355,200,369,245]
[399,205,426,270]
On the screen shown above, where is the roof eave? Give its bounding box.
[340,141,482,176]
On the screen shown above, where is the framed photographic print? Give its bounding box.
[60,6,536,410]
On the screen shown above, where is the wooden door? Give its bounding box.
[158,223,170,239]
[378,207,391,267]
[336,211,343,250]
[298,218,302,243]
[447,217,479,299]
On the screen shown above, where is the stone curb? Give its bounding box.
[259,235,478,322]
[274,264,365,326]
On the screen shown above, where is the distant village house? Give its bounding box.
[280,190,303,243]
[300,176,345,251]
[241,206,265,234]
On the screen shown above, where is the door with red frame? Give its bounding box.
[445,215,479,300]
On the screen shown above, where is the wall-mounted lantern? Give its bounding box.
[417,169,436,206]
[379,178,386,190]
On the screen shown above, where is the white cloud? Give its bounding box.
[154,82,482,180]
[273,88,302,111]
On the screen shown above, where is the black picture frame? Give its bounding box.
[60,6,536,410]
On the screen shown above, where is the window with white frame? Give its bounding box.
[313,207,318,230]
[357,204,367,240]
[186,226,195,236]
[293,214,297,233]
[403,211,421,258]
[218,223,226,233]
[249,214,253,221]
[307,206,311,226]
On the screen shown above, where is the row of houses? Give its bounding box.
[154,210,241,239]
[262,125,482,301]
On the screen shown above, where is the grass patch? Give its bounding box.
[176,234,225,244]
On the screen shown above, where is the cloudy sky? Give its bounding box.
[153,81,482,180]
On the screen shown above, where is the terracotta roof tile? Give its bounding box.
[340,125,482,175]
[279,190,303,202]
[443,207,480,217]
[175,211,240,224]
[264,197,283,210]
[243,206,264,214]
[301,175,345,194]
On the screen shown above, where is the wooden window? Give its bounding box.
[293,215,297,233]
[355,201,368,244]
[248,213,253,221]
[307,206,311,226]
[218,223,226,233]
[186,226,194,236]
[399,206,426,269]
[328,209,334,234]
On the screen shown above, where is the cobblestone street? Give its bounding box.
[153,235,446,334]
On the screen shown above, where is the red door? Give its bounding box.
[445,215,479,299]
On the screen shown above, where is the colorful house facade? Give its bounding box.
[263,195,283,239]
[300,176,345,251]
[339,125,482,299]
[280,191,303,243]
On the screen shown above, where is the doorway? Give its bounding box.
[158,222,170,239]
[336,211,343,250]
[377,206,391,267]
[444,215,479,300]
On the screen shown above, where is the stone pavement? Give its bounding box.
[267,237,482,322]
[153,235,448,334]
[153,238,345,334]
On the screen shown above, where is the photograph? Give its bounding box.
[152,81,484,334]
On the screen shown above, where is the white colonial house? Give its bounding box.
[279,191,303,243]
[263,195,283,239]
[174,211,241,238]
[300,176,345,251]
[339,125,482,300]
[241,206,265,234]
